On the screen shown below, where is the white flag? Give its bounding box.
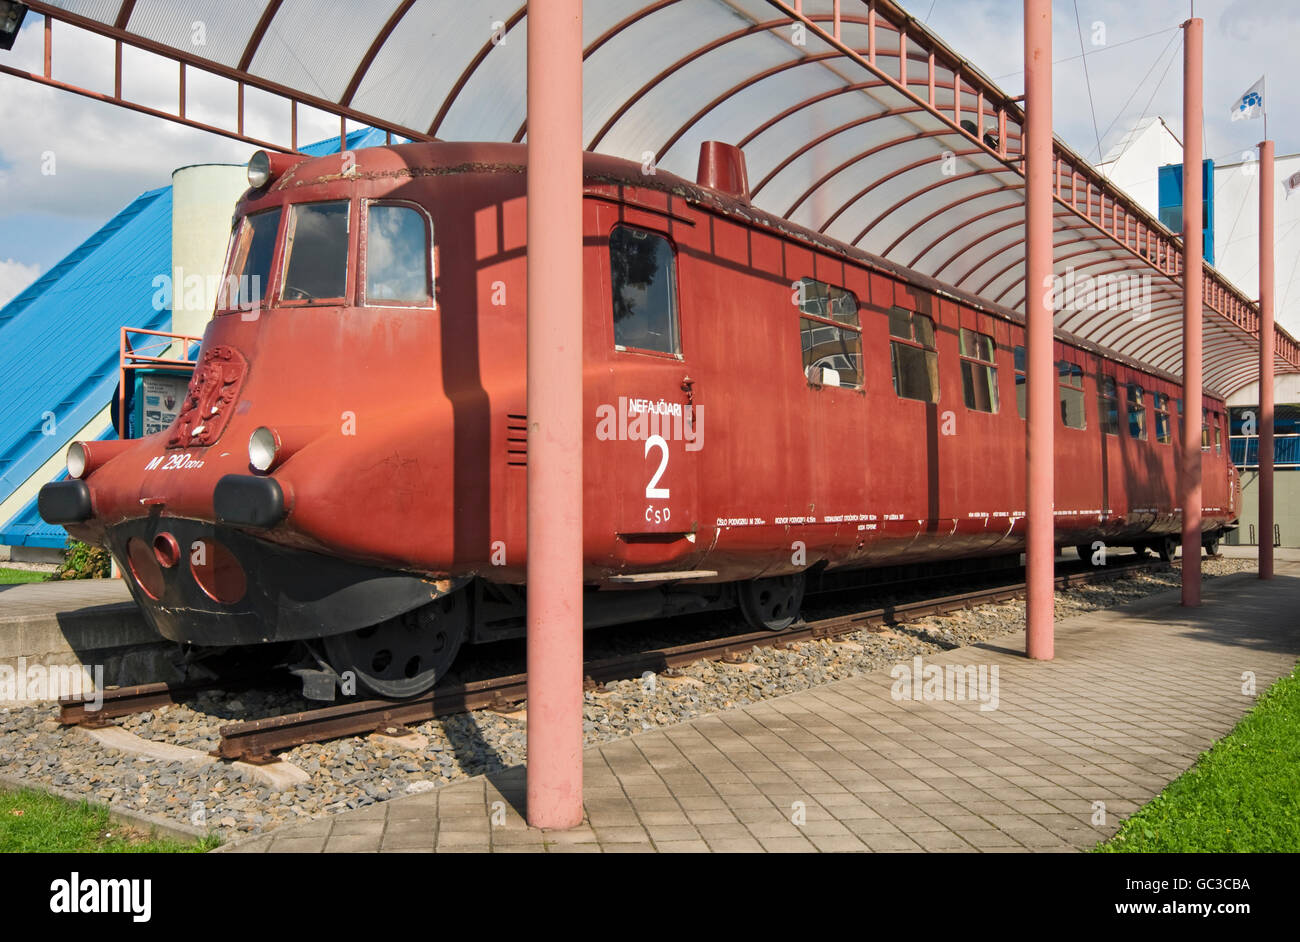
[1284,170,1300,199]
[1230,76,1265,121]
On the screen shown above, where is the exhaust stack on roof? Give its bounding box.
[696,141,750,201]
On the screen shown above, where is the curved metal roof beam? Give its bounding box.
[848,168,1020,247]
[661,64,918,170]
[582,10,941,154]
[1063,284,1182,338]
[831,179,1016,262]
[975,238,1107,301]
[430,4,529,138]
[913,205,1023,273]
[510,0,684,141]
[759,121,952,212]
[114,0,136,29]
[785,132,975,220]
[942,220,1096,289]
[1057,265,1182,336]
[586,15,827,152]
[883,182,1041,261]
[735,74,1022,157]
[662,60,1006,170]
[238,0,285,72]
[341,0,418,107]
[1093,303,1186,353]
[990,247,1127,306]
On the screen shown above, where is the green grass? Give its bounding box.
[0,787,220,853]
[1098,665,1300,852]
[0,568,48,585]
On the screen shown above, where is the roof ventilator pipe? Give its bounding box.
[696,141,750,202]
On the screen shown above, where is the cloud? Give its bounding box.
[0,19,342,221]
[0,258,41,307]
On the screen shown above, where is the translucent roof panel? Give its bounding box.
[26,0,1300,394]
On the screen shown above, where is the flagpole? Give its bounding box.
[1263,74,1267,139]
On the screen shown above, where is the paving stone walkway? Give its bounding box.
[220,564,1300,853]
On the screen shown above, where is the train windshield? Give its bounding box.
[365,204,432,305]
[281,201,350,303]
[218,208,281,312]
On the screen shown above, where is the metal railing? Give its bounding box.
[118,327,202,437]
[1229,433,1300,470]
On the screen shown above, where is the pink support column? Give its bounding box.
[1180,17,1203,607]
[1259,139,1275,580]
[525,0,585,829]
[1024,0,1054,660]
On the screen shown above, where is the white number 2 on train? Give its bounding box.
[644,434,670,499]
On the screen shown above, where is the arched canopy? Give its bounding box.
[11,0,1299,395]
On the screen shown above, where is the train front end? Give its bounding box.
[38,142,517,697]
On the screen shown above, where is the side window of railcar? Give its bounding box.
[796,278,862,389]
[610,226,679,355]
[281,200,350,302]
[1201,408,1211,450]
[364,203,432,306]
[1153,392,1172,444]
[1099,376,1120,434]
[1058,360,1086,429]
[218,208,282,311]
[958,329,998,413]
[1127,384,1147,440]
[1216,411,1224,454]
[889,308,939,403]
[1014,345,1026,419]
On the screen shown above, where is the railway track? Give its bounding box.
[59,558,1166,763]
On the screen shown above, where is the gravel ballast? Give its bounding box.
[0,557,1255,839]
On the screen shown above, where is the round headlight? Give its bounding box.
[247,150,271,188]
[249,427,279,472]
[66,442,87,479]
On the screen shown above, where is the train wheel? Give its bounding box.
[323,590,468,699]
[737,573,806,631]
[1203,534,1221,557]
[1155,535,1179,562]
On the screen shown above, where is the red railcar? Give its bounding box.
[40,140,1238,697]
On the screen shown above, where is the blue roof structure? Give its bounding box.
[0,188,172,548]
[300,126,399,156]
[1,129,390,549]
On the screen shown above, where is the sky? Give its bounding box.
[0,0,1295,306]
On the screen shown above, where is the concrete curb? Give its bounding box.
[0,770,213,846]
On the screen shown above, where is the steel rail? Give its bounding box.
[212,558,1167,762]
[56,558,1170,760]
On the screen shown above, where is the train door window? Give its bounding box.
[889,308,939,402]
[1127,384,1147,440]
[1153,392,1172,444]
[364,203,432,306]
[959,328,998,413]
[610,225,679,355]
[1014,345,1026,418]
[281,200,350,303]
[796,278,862,388]
[1099,376,1120,434]
[1058,360,1086,429]
[1214,411,1223,454]
[218,208,281,311]
[1201,408,1211,450]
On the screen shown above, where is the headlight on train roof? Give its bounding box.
[247,150,272,188]
[66,442,87,479]
[249,427,279,472]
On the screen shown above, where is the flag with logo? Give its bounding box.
[1230,76,1265,121]
[1284,170,1300,199]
